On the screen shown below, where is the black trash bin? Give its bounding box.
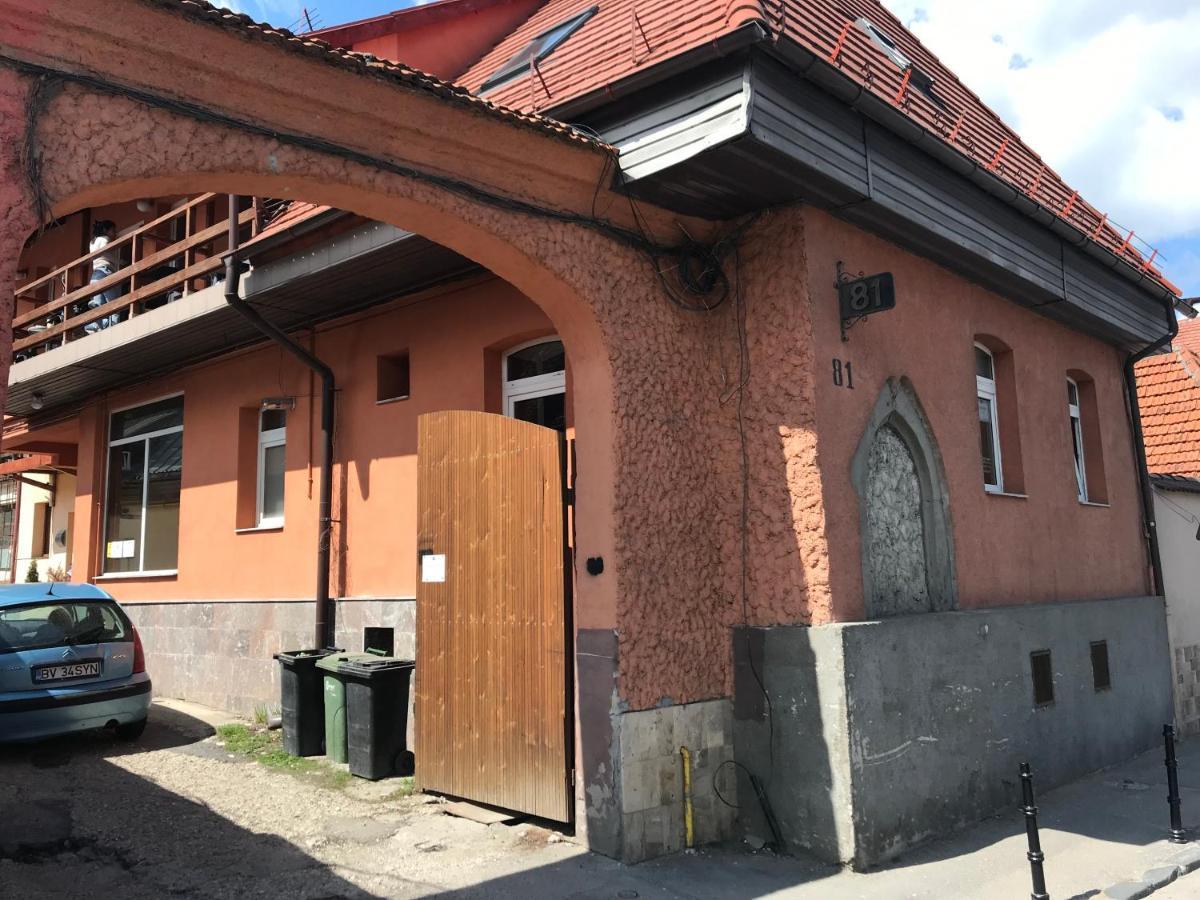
[274,648,340,757]
[341,657,416,780]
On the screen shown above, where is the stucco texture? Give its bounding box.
[0,5,829,713]
[805,207,1149,619]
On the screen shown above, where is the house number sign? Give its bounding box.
[837,263,896,341]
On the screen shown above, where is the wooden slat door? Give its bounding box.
[414,410,571,822]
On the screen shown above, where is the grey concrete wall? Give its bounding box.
[735,596,1172,869]
[125,598,415,716]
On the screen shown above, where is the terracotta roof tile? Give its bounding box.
[1175,318,1200,354]
[1136,348,1200,478]
[456,0,1177,295]
[148,0,606,150]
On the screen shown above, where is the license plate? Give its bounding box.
[33,661,102,683]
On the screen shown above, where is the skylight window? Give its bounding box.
[480,6,598,94]
[854,17,946,110]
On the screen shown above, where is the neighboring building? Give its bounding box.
[1,0,1190,870]
[1137,318,1200,734]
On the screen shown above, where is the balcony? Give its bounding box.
[14,194,254,362]
[8,196,478,418]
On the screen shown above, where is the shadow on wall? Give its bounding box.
[0,705,383,899]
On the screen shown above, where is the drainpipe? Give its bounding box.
[223,196,335,649]
[1124,296,1181,597]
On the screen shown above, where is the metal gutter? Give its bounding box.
[223,196,336,648]
[765,39,1182,308]
[546,21,770,122]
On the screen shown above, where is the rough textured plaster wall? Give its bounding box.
[0,69,831,710]
[0,75,36,419]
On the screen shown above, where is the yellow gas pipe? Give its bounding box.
[680,745,695,849]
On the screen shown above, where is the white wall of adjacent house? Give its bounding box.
[13,473,76,583]
[1157,486,1200,734]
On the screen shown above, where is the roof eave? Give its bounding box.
[544,20,770,122]
[766,36,1179,306]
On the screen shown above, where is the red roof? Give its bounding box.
[452,0,1177,295]
[1175,318,1200,354]
[1136,348,1200,479]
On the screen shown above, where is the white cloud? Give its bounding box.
[883,1,1200,260]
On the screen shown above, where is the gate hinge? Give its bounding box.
[565,487,575,506]
[569,768,576,788]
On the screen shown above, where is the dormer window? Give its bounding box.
[480,6,598,94]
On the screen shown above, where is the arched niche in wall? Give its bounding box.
[851,377,957,618]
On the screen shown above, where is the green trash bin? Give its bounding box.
[316,652,377,763]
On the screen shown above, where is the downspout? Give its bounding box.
[1124,297,1180,597]
[223,196,335,649]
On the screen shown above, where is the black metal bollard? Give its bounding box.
[1165,724,1189,844]
[1020,763,1050,900]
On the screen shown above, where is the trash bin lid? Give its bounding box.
[316,651,381,673]
[275,647,344,664]
[338,657,415,679]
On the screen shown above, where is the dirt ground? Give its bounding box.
[0,701,608,899]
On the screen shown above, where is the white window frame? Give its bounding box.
[256,410,287,528]
[975,343,1004,494]
[1068,378,1087,502]
[103,393,184,575]
[502,337,566,421]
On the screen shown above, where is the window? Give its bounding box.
[480,6,598,93]
[1090,640,1112,692]
[104,396,183,575]
[1031,650,1054,706]
[0,599,129,653]
[31,501,51,558]
[0,477,16,575]
[503,338,567,431]
[976,344,1003,492]
[257,409,286,528]
[1068,379,1087,501]
[1066,372,1107,504]
[377,352,410,403]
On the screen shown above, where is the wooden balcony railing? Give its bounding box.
[13,194,258,361]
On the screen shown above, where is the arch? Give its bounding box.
[851,377,957,617]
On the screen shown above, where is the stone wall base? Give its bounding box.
[734,596,1173,869]
[124,598,415,716]
[616,698,737,862]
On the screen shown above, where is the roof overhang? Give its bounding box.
[1151,474,1200,495]
[5,222,479,418]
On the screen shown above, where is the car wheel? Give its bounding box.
[116,718,148,741]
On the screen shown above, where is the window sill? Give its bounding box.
[1078,500,1111,509]
[985,490,1028,500]
[95,570,178,581]
[235,524,284,534]
[376,396,410,406]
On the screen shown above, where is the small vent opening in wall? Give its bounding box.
[1091,640,1112,692]
[364,626,394,657]
[1031,650,1054,706]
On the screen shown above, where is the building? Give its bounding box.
[1136,318,1200,735]
[0,0,1188,869]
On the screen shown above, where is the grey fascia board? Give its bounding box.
[764,38,1177,306]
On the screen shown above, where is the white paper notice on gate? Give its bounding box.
[421,553,447,583]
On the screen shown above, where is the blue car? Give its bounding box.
[0,583,151,742]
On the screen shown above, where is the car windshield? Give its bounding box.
[0,600,129,653]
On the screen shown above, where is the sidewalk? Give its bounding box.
[454,735,1200,899]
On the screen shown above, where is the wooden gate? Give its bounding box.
[414,410,572,822]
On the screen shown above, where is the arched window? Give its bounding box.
[502,338,566,431]
[975,343,1003,493]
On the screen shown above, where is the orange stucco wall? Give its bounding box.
[804,208,1149,621]
[69,276,556,604]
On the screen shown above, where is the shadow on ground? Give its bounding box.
[0,706,384,900]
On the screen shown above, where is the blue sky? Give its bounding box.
[226,1,1199,299]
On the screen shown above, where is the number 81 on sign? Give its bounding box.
[838,272,896,322]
